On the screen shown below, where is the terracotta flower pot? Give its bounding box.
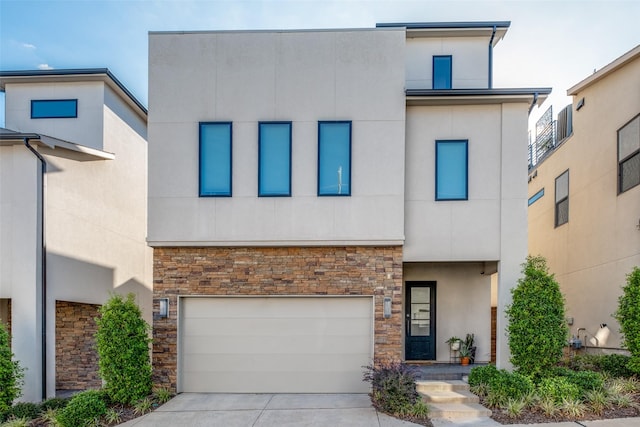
[460,356,470,366]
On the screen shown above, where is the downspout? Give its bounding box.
[528,92,539,115]
[488,25,496,88]
[23,138,47,400]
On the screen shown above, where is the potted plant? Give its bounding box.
[464,333,476,363]
[445,336,461,351]
[459,344,471,366]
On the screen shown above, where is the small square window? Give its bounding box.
[435,140,468,201]
[433,56,452,90]
[318,121,351,196]
[259,122,292,196]
[199,122,232,197]
[31,99,77,118]
[618,114,640,193]
[555,170,569,227]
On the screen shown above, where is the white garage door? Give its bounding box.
[180,296,373,393]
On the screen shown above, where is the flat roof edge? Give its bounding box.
[377,21,511,29]
[149,27,402,35]
[406,88,552,96]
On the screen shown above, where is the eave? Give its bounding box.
[406,88,551,109]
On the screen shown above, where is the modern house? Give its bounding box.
[0,69,151,402]
[528,45,640,350]
[148,22,550,393]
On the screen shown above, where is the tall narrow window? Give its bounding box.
[618,114,640,193]
[199,122,232,197]
[555,170,569,227]
[259,122,292,196]
[433,56,452,90]
[435,140,468,200]
[318,121,351,196]
[31,99,77,118]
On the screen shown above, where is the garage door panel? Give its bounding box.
[180,297,373,393]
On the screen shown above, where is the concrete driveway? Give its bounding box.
[118,393,423,426]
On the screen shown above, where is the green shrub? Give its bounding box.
[506,256,567,379]
[614,266,640,374]
[95,293,152,404]
[5,402,40,420]
[40,397,70,411]
[487,370,534,406]
[468,364,499,388]
[537,377,581,404]
[561,370,604,395]
[362,362,420,415]
[597,354,635,378]
[56,390,107,427]
[0,322,24,418]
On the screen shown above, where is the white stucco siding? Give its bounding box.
[405,37,489,90]
[148,29,406,246]
[404,105,503,261]
[3,82,106,151]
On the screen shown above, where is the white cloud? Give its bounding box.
[21,42,36,49]
[37,63,54,70]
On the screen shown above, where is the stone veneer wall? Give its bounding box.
[153,246,403,391]
[55,301,102,390]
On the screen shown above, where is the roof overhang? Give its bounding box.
[568,44,640,95]
[0,68,147,121]
[376,21,510,45]
[0,128,115,161]
[406,88,551,111]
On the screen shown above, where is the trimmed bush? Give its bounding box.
[362,362,420,415]
[506,256,567,378]
[95,293,152,404]
[40,397,70,411]
[468,364,499,387]
[614,267,640,374]
[597,354,635,378]
[56,390,107,427]
[5,402,40,421]
[537,376,581,404]
[487,370,534,406]
[560,370,604,396]
[0,322,24,418]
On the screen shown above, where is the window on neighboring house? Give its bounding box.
[318,121,351,196]
[259,122,292,196]
[618,114,640,193]
[31,99,77,118]
[555,170,569,227]
[435,140,468,200]
[433,56,452,90]
[199,122,232,197]
[528,188,544,206]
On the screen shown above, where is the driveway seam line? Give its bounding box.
[252,393,275,427]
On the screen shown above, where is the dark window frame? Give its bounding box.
[199,121,233,197]
[617,113,640,194]
[31,99,78,119]
[317,121,352,197]
[435,139,468,201]
[258,121,292,197]
[555,169,569,227]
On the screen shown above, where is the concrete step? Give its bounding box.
[421,389,479,404]
[428,402,492,419]
[416,380,469,393]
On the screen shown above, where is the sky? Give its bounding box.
[0,0,639,130]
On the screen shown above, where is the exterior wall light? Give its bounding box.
[383,297,392,319]
[159,298,169,318]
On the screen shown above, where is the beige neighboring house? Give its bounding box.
[148,21,550,394]
[0,69,152,402]
[527,45,640,350]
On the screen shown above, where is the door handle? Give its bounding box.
[406,318,410,336]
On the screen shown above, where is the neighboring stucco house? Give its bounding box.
[528,45,640,350]
[148,22,549,393]
[0,69,152,401]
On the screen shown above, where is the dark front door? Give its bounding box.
[405,281,436,360]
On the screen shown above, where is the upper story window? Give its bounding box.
[528,188,545,206]
[555,170,569,227]
[259,122,292,197]
[318,121,351,196]
[31,99,77,119]
[199,122,232,197]
[618,114,640,194]
[435,140,468,201]
[433,56,452,90]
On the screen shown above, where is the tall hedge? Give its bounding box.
[95,293,152,404]
[614,266,640,373]
[506,256,567,378]
[0,321,24,416]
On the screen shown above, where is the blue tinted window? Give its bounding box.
[528,188,545,206]
[433,56,452,90]
[31,99,77,118]
[259,122,292,196]
[436,140,468,200]
[318,121,351,196]
[200,122,232,196]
